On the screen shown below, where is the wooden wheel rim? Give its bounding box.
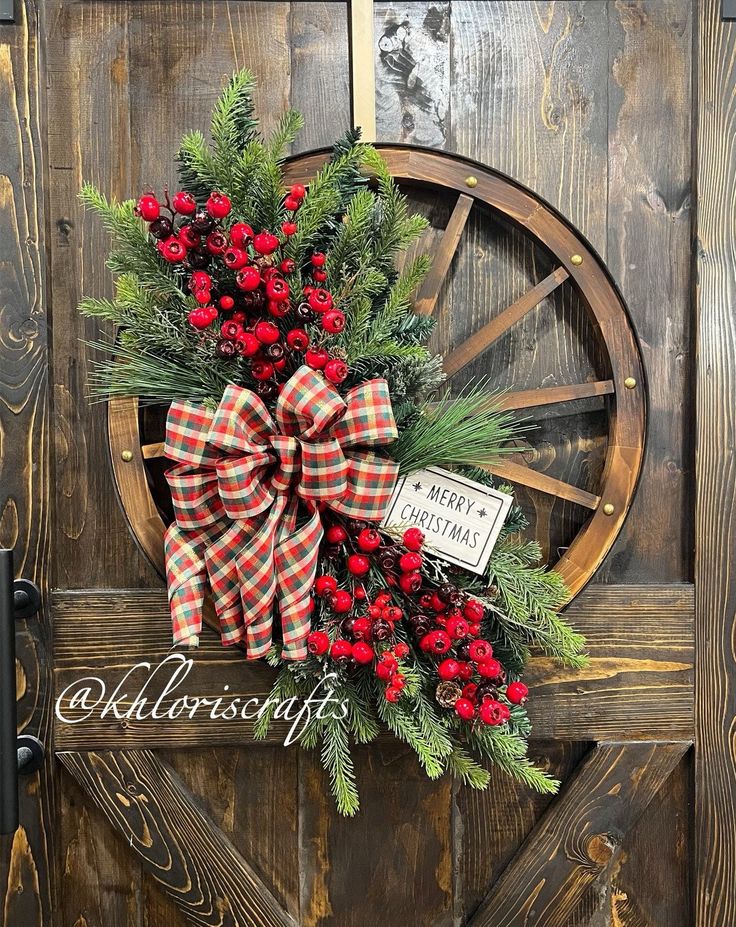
[108,145,646,605]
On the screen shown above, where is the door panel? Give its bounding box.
[0,1,698,925]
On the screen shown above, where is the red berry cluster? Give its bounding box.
[135,186,348,396]
[305,520,529,722]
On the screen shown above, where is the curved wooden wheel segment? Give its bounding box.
[108,146,645,605]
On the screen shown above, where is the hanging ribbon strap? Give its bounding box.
[163,365,399,660]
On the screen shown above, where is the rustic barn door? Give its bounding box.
[2,1,733,925]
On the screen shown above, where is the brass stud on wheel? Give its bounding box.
[602,503,615,516]
[624,377,637,389]
[465,175,478,188]
[570,254,583,266]
[121,449,133,462]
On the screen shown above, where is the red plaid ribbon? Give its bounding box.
[163,365,399,660]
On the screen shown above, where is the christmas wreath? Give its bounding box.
[79,71,586,814]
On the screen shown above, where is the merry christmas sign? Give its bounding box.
[382,467,513,575]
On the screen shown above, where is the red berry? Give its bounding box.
[454,698,475,721]
[303,285,315,297]
[437,658,461,681]
[195,289,212,305]
[357,528,382,553]
[468,622,481,637]
[378,651,398,671]
[188,307,213,330]
[286,328,309,352]
[219,295,235,311]
[284,195,301,211]
[223,247,248,271]
[324,358,348,385]
[235,333,260,357]
[330,589,353,614]
[206,230,228,255]
[205,305,219,322]
[506,681,529,705]
[351,641,374,665]
[311,252,326,267]
[273,358,287,372]
[347,554,370,577]
[464,599,485,623]
[178,225,201,249]
[236,266,261,291]
[308,288,333,313]
[390,673,406,689]
[265,277,290,302]
[136,194,160,221]
[351,617,372,640]
[383,605,403,622]
[229,222,254,247]
[321,309,345,334]
[468,640,493,663]
[420,630,452,655]
[254,320,280,345]
[385,687,401,703]
[479,700,506,726]
[281,221,297,236]
[159,236,186,263]
[189,271,211,292]
[232,310,247,323]
[280,258,296,274]
[325,524,348,544]
[477,658,503,681]
[314,575,338,597]
[253,231,279,255]
[375,661,393,681]
[446,616,469,640]
[403,527,425,551]
[267,299,290,319]
[497,703,511,723]
[399,552,422,572]
[220,320,242,340]
[307,631,330,656]
[312,269,328,283]
[305,346,329,370]
[398,571,422,594]
[458,662,473,681]
[291,183,306,199]
[251,360,274,381]
[172,191,196,215]
[375,593,391,608]
[330,639,352,660]
[353,584,367,601]
[462,683,478,702]
[206,191,231,219]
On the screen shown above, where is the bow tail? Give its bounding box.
[274,502,323,660]
[236,498,286,659]
[165,522,211,647]
[204,521,248,645]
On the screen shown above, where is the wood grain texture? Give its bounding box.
[51,584,693,749]
[0,1,55,922]
[695,1,736,925]
[468,741,689,927]
[58,750,295,927]
[414,192,474,316]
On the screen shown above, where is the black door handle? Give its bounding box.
[0,549,44,835]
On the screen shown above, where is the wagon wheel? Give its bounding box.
[108,145,645,610]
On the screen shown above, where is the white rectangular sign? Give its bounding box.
[381,466,513,575]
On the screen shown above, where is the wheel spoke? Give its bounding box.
[442,267,570,378]
[484,457,600,509]
[497,380,615,412]
[141,442,165,460]
[414,193,474,317]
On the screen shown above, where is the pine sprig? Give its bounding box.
[321,718,360,816]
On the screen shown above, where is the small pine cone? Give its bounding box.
[435,681,463,709]
[485,584,499,599]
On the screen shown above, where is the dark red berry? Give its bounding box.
[149,216,173,239]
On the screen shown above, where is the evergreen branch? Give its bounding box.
[446,748,492,789]
[321,718,360,816]
[267,109,305,160]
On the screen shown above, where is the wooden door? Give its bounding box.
[2,1,733,925]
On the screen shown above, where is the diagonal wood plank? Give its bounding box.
[496,380,615,412]
[468,741,689,927]
[414,193,474,316]
[484,457,601,509]
[59,750,296,927]
[443,267,569,377]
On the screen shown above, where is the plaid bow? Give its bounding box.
[163,365,399,660]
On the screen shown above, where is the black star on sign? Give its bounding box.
[477,507,488,518]
[412,481,422,492]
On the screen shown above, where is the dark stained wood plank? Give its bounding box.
[59,750,295,927]
[0,1,55,922]
[51,584,693,749]
[484,457,601,509]
[299,744,453,927]
[468,741,689,927]
[602,0,693,584]
[414,192,474,316]
[442,267,570,378]
[695,2,736,925]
